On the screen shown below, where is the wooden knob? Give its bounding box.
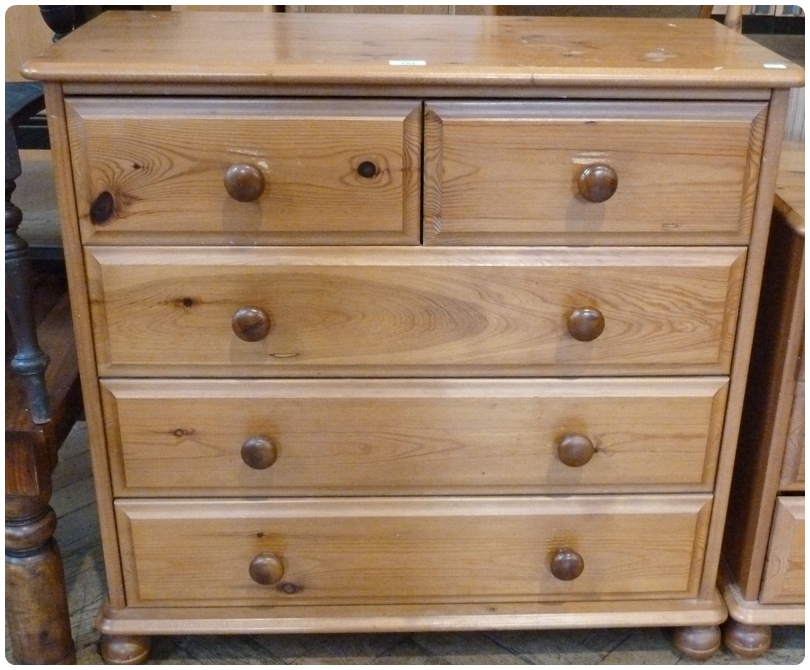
[224,163,266,202]
[550,548,584,581]
[567,307,605,342]
[249,553,284,586]
[241,435,278,470]
[557,434,595,467]
[577,164,618,203]
[232,307,271,342]
[357,160,378,179]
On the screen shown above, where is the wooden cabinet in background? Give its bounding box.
[720,142,805,658]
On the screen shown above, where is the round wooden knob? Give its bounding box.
[357,160,378,179]
[241,435,278,470]
[567,307,605,342]
[577,164,618,203]
[232,307,271,342]
[249,552,285,586]
[557,433,595,467]
[224,163,266,202]
[550,548,584,581]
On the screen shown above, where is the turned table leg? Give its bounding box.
[672,625,722,661]
[5,500,76,664]
[6,163,51,424]
[722,619,772,658]
[99,634,152,665]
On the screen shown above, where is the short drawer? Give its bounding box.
[115,495,712,607]
[102,377,728,496]
[423,101,766,245]
[66,98,422,245]
[86,246,746,377]
[761,496,805,605]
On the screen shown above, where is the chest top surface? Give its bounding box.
[22,10,804,91]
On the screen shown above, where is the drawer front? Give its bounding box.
[66,98,422,245]
[86,246,745,377]
[780,377,805,491]
[116,495,712,607]
[424,101,766,245]
[761,496,805,605]
[102,378,728,496]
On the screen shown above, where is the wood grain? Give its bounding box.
[25,9,800,644]
[85,246,746,377]
[780,378,805,490]
[100,377,728,496]
[759,497,805,605]
[115,495,712,607]
[698,88,790,601]
[96,594,730,636]
[774,141,805,229]
[722,138,805,601]
[66,98,422,245]
[21,12,804,91]
[424,101,766,245]
[41,82,128,609]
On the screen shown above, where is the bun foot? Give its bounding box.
[672,625,721,660]
[99,634,151,664]
[722,620,772,658]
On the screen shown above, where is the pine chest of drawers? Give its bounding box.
[23,11,803,663]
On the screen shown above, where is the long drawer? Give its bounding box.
[102,378,728,496]
[86,246,746,377]
[66,98,422,245]
[115,495,712,607]
[423,101,766,245]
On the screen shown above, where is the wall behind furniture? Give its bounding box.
[5,5,54,80]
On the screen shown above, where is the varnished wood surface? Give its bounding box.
[719,568,805,627]
[99,595,730,636]
[773,141,805,230]
[21,12,804,90]
[101,377,727,496]
[85,246,746,377]
[694,89,790,604]
[779,378,805,489]
[66,98,422,245]
[115,495,711,607]
[286,5,495,15]
[21,10,803,655]
[5,269,80,665]
[424,101,766,245]
[37,420,807,662]
[722,190,805,601]
[43,82,129,609]
[5,271,79,441]
[759,497,805,605]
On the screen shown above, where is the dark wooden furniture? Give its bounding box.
[5,88,81,665]
[5,269,81,665]
[4,6,97,664]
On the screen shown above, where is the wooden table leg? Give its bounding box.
[6,432,76,664]
[6,169,51,425]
